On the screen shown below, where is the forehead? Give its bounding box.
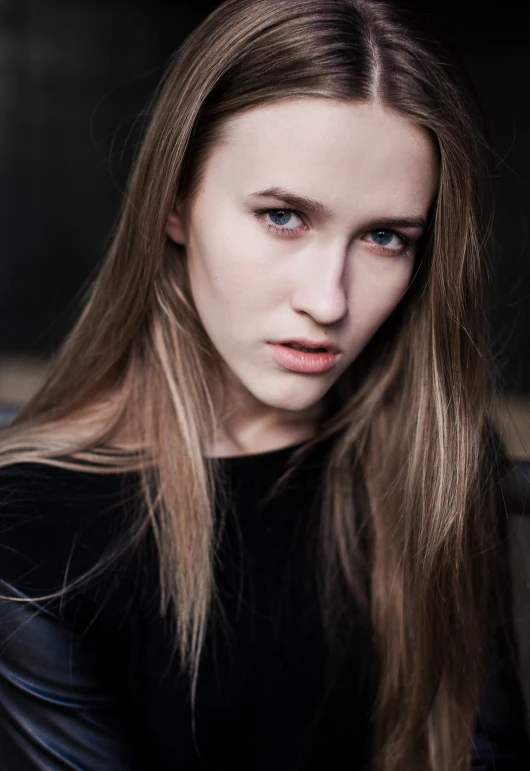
[205,97,439,215]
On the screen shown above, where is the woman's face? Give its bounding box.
[167,98,438,440]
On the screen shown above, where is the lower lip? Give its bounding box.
[268,343,339,373]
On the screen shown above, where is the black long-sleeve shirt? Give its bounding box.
[0,440,528,769]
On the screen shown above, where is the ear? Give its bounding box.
[166,205,186,245]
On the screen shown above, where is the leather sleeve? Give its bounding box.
[471,626,530,770]
[0,580,148,771]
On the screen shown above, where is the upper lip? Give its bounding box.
[271,338,341,353]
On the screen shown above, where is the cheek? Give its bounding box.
[187,228,283,317]
[348,259,413,338]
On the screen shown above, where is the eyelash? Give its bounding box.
[255,207,411,257]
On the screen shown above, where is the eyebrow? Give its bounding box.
[247,187,333,219]
[246,186,428,230]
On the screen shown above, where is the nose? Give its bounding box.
[289,244,349,325]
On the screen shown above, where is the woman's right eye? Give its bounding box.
[255,208,306,236]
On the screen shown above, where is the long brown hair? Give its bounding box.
[0,1,506,768]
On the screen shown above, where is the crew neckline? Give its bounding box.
[209,439,308,465]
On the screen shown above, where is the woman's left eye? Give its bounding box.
[364,229,408,254]
[256,208,305,236]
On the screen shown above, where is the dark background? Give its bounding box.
[0,0,529,391]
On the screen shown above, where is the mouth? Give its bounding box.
[282,342,329,353]
[267,340,341,374]
[273,339,340,354]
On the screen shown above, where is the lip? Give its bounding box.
[267,342,340,374]
[271,338,341,353]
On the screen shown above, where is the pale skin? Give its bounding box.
[167,98,439,457]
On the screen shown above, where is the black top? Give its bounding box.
[0,439,528,770]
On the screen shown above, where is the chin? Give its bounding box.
[247,379,331,414]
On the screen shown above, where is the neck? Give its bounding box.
[207,415,317,458]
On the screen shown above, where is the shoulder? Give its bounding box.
[0,461,142,599]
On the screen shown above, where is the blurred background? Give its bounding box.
[0,0,530,719]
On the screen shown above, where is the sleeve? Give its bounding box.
[0,579,149,771]
[471,624,530,769]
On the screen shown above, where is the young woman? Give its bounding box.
[0,0,528,769]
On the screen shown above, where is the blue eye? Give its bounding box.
[256,208,305,236]
[362,228,410,256]
[370,230,398,247]
[268,210,296,227]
